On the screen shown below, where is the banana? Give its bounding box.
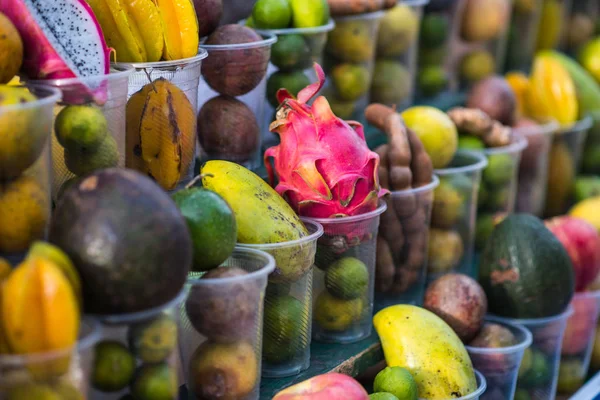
[201,161,312,283]
[154,0,199,60]
[126,78,196,190]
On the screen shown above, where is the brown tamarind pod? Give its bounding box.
[447,107,493,135]
[391,268,420,294]
[404,231,427,270]
[378,198,405,256]
[375,144,391,190]
[391,193,417,219]
[484,121,512,148]
[407,128,433,186]
[400,207,426,233]
[375,237,395,293]
[389,165,412,192]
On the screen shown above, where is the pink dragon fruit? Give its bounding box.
[0,0,111,105]
[265,63,388,220]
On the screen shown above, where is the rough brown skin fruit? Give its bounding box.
[469,323,517,373]
[375,236,395,293]
[193,0,223,38]
[424,273,488,343]
[197,95,259,163]
[327,0,386,16]
[202,25,270,97]
[49,168,192,315]
[185,267,260,342]
[467,76,517,126]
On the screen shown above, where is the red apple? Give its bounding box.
[561,293,600,355]
[273,373,370,400]
[546,216,600,291]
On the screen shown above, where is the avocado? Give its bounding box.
[172,187,236,272]
[49,168,192,314]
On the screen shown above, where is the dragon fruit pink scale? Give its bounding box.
[265,63,388,219]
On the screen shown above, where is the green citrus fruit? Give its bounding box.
[460,50,495,83]
[267,70,311,108]
[270,34,311,71]
[417,66,448,97]
[128,315,177,363]
[373,366,418,400]
[331,63,370,101]
[458,135,485,150]
[64,134,119,176]
[325,257,368,300]
[263,295,305,363]
[290,0,329,28]
[55,105,108,151]
[252,0,292,29]
[131,363,178,400]
[92,341,136,392]
[314,291,362,331]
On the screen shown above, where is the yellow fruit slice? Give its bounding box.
[170,0,199,58]
[87,0,146,62]
[125,84,152,173]
[123,0,165,62]
[154,0,184,60]
[2,257,79,355]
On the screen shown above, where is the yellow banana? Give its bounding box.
[126,78,196,190]
[154,0,199,60]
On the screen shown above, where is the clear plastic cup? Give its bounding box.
[544,116,593,217]
[238,220,323,378]
[557,291,600,395]
[504,0,544,72]
[516,121,558,216]
[89,289,188,399]
[375,177,439,308]
[308,203,387,343]
[444,0,513,89]
[430,151,488,280]
[370,0,428,110]
[251,21,335,149]
[0,318,100,398]
[198,33,276,170]
[323,11,384,123]
[418,370,487,400]
[116,51,208,192]
[494,307,574,400]
[0,85,61,261]
[581,111,600,175]
[466,318,533,400]
[179,247,275,400]
[534,0,573,52]
[30,66,134,200]
[474,134,527,253]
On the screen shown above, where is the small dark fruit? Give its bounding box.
[467,76,517,126]
[193,0,223,38]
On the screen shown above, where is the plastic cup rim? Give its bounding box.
[28,64,134,87]
[465,316,533,355]
[478,132,528,156]
[304,201,388,225]
[419,370,486,400]
[390,174,440,197]
[0,85,62,112]
[201,32,277,50]
[237,219,324,250]
[573,289,600,301]
[513,120,559,138]
[333,9,386,22]
[117,49,209,70]
[434,151,489,175]
[187,247,276,285]
[0,317,101,365]
[556,115,593,135]
[489,304,575,327]
[87,287,189,325]
[243,19,335,35]
[401,0,430,7]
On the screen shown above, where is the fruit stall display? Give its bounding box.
[534,0,573,52]
[370,0,427,111]
[504,0,544,72]
[198,25,276,169]
[561,0,599,56]
[246,0,335,149]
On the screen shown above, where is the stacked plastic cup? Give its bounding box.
[179,247,275,400]
[504,0,544,72]
[239,221,323,378]
[417,370,487,400]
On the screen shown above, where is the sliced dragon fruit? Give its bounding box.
[0,0,111,105]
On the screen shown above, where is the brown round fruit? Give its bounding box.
[197,95,259,163]
[424,273,488,343]
[193,0,223,38]
[467,76,517,126]
[202,25,270,97]
[185,266,261,342]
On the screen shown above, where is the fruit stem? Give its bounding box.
[143,69,158,93]
[185,174,214,189]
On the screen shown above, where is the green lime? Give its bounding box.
[314,291,363,331]
[417,66,448,97]
[373,366,418,400]
[478,184,489,208]
[431,178,465,229]
[64,134,119,176]
[370,393,400,400]
[483,154,514,186]
[245,16,255,27]
[518,348,533,378]
[328,97,356,120]
[514,389,531,400]
[370,61,411,106]
[128,315,177,363]
[130,363,178,400]
[7,384,61,400]
[290,0,329,28]
[520,350,551,388]
[326,20,374,63]
[92,341,136,392]
[325,257,368,300]
[458,135,485,150]
[419,47,445,67]
[252,0,292,29]
[271,34,311,71]
[475,213,495,250]
[331,63,370,101]
[55,105,108,151]
[460,50,495,83]
[420,14,449,48]
[266,70,311,108]
[486,186,510,210]
[377,4,419,57]
[263,295,305,363]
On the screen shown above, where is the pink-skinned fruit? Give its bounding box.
[265,63,388,237]
[0,0,111,105]
[272,373,369,400]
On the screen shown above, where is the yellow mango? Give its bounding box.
[2,257,79,356]
[123,0,164,62]
[373,305,477,399]
[526,53,578,125]
[570,196,600,232]
[154,0,199,60]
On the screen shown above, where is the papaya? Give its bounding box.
[526,53,578,126]
[1,256,79,371]
[373,305,477,399]
[201,161,311,283]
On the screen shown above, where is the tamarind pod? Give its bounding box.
[375,236,395,293]
[407,128,433,186]
[392,193,417,218]
[389,166,412,191]
[400,207,426,233]
[375,144,391,190]
[366,104,412,168]
[403,230,428,270]
[484,122,512,147]
[447,107,493,136]
[378,197,405,255]
[391,268,420,294]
